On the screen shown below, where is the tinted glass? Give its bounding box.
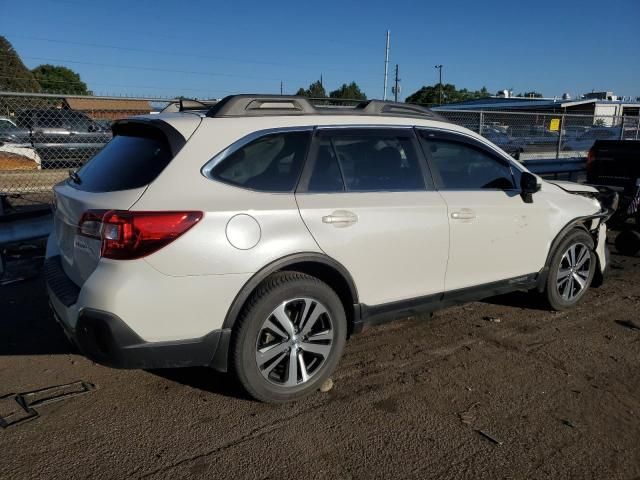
[307,138,344,192]
[0,119,14,129]
[421,137,515,190]
[323,133,424,192]
[212,131,310,192]
[73,133,172,192]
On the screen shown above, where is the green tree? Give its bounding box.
[405,83,489,105]
[329,82,367,100]
[32,64,89,95]
[516,91,543,98]
[0,36,41,92]
[295,80,327,98]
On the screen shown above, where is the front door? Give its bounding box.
[417,129,552,292]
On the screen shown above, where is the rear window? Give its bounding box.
[73,132,173,192]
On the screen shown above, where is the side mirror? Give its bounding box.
[520,171,541,203]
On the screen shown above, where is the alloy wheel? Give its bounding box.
[255,297,334,387]
[556,243,592,301]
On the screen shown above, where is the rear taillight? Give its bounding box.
[78,210,203,260]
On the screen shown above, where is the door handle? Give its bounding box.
[322,210,358,227]
[451,210,476,220]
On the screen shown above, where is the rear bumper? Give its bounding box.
[74,309,227,369]
[45,255,232,370]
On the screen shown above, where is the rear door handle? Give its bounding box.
[322,210,358,227]
[451,210,476,220]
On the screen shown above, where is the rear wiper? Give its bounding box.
[68,170,82,184]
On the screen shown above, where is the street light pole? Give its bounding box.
[434,65,443,105]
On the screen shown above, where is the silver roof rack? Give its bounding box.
[205,94,445,121]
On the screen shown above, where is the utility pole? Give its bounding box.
[280,81,283,95]
[392,64,400,102]
[434,64,443,105]
[383,30,390,100]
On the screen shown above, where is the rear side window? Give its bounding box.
[74,132,173,192]
[210,131,311,192]
[307,130,425,192]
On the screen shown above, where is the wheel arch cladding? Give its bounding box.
[222,253,359,333]
[537,219,598,292]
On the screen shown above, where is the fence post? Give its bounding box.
[555,114,564,159]
[479,110,484,135]
[620,116,626,140]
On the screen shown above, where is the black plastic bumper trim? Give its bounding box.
[75,309,223,370]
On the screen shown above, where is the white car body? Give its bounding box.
[45,96,611,400]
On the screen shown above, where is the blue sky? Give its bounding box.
[1,0,638,100]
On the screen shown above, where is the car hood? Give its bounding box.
[546,180,598,194]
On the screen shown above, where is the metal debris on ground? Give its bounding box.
[476,429,504,446]
[0,381,95,428]
[483,316,502,323]
[615,319,640,331]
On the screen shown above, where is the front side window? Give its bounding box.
[307,130,425,192]
[211,131,311,192]
[419,133,515,190]
[0,119,15,129]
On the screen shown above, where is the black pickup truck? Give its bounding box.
[587,140,640,255]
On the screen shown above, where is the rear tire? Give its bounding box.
[614,230,640,256]
[231,271,347,403]
[544,230,596,311]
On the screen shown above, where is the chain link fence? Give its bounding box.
[0,91,639,213]
[434,109,640,161]
[0,92,172,211]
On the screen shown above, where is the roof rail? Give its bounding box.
[206,94,316,117]
[355,100,443,119]
[205,94,445,121]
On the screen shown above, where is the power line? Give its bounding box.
[4,33,386,81]
[0,74,236,96]
[0,53,382,93]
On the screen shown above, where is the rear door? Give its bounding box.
[295,127,449,306]
[417,129,551,291]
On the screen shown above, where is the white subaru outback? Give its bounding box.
[45,95,615,403]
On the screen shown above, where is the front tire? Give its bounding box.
[544,230,596,310]
[231,272,347,403]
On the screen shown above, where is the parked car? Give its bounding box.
[563,126,621,152]
[587,139,640,255]
[480,126,525,156]
[0,116,32,144]
[0,116,41,168]
[15,109,111,168]
[45,95,615,403]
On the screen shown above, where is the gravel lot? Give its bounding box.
[1,248,639,479]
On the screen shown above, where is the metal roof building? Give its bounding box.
[433,96,640,117]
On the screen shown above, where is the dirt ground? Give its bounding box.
[1,248,639,479]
